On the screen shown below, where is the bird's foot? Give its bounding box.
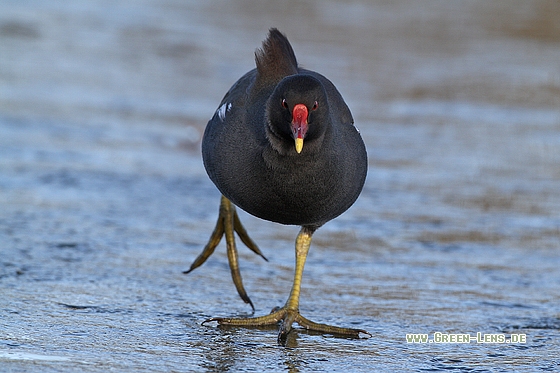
[203,306,371,345]
[184,196,267,310]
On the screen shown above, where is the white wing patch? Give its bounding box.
[217,102,232,122]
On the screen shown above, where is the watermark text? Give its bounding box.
[406,332,526,344]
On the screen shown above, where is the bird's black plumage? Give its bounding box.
[202,28,367,229]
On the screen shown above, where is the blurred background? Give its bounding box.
[1,1,559,372]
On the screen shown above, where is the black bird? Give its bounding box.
[185,28,369,344]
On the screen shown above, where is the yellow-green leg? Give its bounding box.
[184,195,267,310]
[203,227,371,345]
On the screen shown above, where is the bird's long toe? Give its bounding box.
[185,196,266,310]
[202,307,371,346]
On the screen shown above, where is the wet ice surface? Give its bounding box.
[1,0,560,372]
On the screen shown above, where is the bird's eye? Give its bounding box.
[281,99,288,109]
[311,101,318,111]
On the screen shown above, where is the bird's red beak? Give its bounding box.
[291,104,308,153]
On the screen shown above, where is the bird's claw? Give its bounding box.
[185,195,266,310]
[201,306,371,346]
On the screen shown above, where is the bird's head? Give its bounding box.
[266,74,328,155]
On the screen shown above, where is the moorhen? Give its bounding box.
[185,28,369,344]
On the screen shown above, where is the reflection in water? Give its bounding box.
[202,333,237,372]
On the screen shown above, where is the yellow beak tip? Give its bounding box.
[295,138,304,153]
